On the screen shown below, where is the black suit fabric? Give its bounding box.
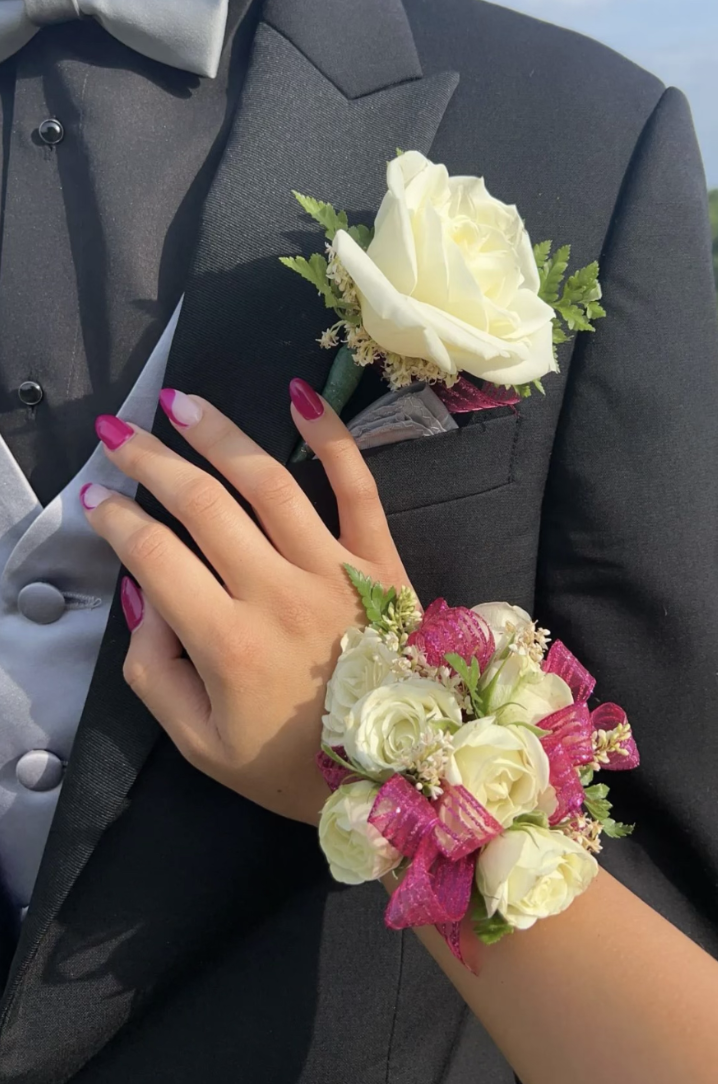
[0,1,716,1082]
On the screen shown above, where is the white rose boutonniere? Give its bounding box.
[476,823,599,930]
[343,677,462,776]
[322,626,400,747]
[281,150,606,456]
[318,779,402,885]
[333,151,556,388]
[445,717,557,827]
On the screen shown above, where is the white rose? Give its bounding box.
[322,627,400,746]
[472,602,534,657]
[484,663,573,729]
[476,824,598,929]
[318,780,402,885]
[333,151,556,386]
[446,717,557,826]
[344,677,462,775]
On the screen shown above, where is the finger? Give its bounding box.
[288,378,396,562]
[157,389,341,571]
[81,482,235,664]
[120,578,214,766]
[94,413,283,597]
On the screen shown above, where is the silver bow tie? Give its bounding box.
[0,0,230,78]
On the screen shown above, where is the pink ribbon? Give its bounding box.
[541,641,639,820]
[407,599,495,672]
[435,376,521,414]
[369,775,503,960]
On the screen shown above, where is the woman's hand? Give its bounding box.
[82,379,411,826]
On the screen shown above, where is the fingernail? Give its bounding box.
[80,482,114,510]
[289,377,324,421]
[159,388,203,428]
[120,576,144,632]
[95,415,135,451]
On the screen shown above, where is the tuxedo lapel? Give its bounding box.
[0,0,457,1056]
[161,6,458,465]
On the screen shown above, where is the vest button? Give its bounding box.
[38,118,64,145]
[17,380,43,406]
[16,750,64,792]
[18,582,66,624]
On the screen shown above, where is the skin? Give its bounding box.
[85,388,718,1084]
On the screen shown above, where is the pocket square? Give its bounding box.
[347,384,458,451]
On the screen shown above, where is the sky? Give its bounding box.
[498,0,718,186]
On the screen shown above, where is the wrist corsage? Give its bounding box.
[317,569,639,966]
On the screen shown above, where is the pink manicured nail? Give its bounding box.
[120,576,144,632]
[95,414,135,450]
[159,388,203,428]
[80,482,114,510]
[289,377,324,421]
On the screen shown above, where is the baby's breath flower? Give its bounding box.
[318,323,342,350]
[507,621,551,667]
[557,813,604,855]
[399,728,455,800]
[589,721,634,770]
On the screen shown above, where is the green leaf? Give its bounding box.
[577,766,595,786]
[552,324,570,345]
[602,818,635,839]
[539,244,571,306]
[320,743,363,777]
[347,223,374,250]
[510,810,550,830]
[292,191,348,240]
[584,795,612,822]
[583,782,613,824]
[586,300,607,321]
[279,253,350,316]
[344,565,397,627]
[472,893,515,946]
[444,653,476,689]
[533,239,552,269]
[445,652,485,716]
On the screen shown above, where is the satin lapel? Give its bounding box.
[1,0,457,1030]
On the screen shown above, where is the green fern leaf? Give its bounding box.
[292,191,348,240]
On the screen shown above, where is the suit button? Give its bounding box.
[38,118,64,145]
[16,750,64,792]
[17,582,66,624]
[18,380,43,406]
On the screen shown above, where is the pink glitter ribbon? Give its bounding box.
[436,376,521,414]
[369,775,503,960]
[541,641,639,819]
[407,599,495,672]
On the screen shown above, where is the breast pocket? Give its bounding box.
[290,410,518,535]
[364,411,518,516]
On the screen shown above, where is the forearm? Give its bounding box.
[405,869,718,1084]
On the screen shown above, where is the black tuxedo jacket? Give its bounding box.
[2,1,717,1081]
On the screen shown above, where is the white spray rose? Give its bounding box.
[322,627,400,746]
[344,678,462,775]
[476,824,599,930]
[318,780,402,885]
[333,151,556,387]
[472,602,571,727]
[446,717,557,827]
[472,602,535,657]
[484,663,573,729]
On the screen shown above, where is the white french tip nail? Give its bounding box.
[80,483,114,510]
